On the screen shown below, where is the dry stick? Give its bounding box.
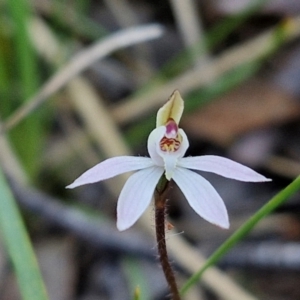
[0,23,164,133]
[155,179,180,300]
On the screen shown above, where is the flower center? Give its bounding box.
[160,119,182,152]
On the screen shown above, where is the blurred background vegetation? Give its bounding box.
[1,0,300,299]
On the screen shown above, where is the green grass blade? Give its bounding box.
[6,0,43,178]
[180,176,300,295]
[6,0,38,99]
[0,167,48,300]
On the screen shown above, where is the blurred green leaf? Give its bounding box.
[0,167,48,300]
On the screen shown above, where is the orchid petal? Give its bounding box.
[66,156,154,189]
[177,129,189,158]
[147,126,165,166]
[179,155,271,182]
[172,168,229,228]
[156,90,184,127]
[117,166,164,231]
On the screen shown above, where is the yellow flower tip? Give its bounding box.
[134,286,141,300]
[156,90,184,127]
[280,17,295,33]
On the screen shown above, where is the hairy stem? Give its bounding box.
[155,179,181,300]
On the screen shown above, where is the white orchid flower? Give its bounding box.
[67,91,271,231]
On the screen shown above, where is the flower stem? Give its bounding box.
[155,178,181,300]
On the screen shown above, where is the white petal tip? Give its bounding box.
[117,222,130,231]
[66,180,94,189]
[66,183,76,189]
[209,211,230,229]
[264,178,272,182]
[252,176,272,183]
[203,215,230,230]
[117,217,133,231]
[211,218,230,229]
[117,227,126,232]
[219,222,230,229]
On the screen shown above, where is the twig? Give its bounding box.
[1,23,164,133]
